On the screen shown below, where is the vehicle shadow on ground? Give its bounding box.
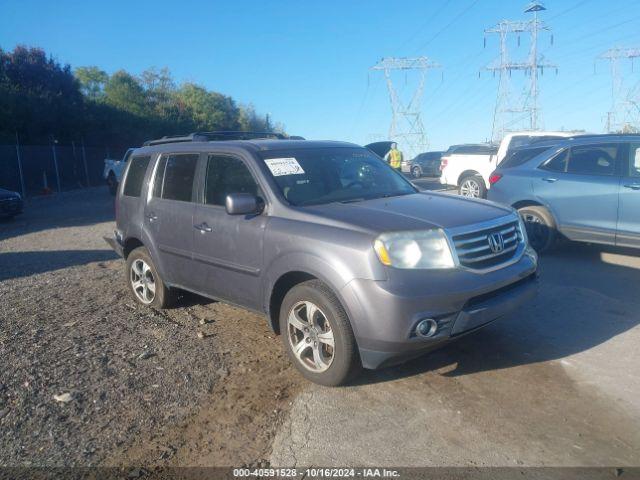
[0,250,119,281]
[0,187,115,242]
[355,242,640,386]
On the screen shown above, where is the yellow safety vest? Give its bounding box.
[389,149,402,168]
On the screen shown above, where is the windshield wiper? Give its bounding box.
[339,198,366,204]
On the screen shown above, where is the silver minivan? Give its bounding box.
[488,134,640,252]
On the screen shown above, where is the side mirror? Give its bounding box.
[225,193,263,215]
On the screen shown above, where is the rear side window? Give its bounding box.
[541,149,568,172]
[204,155,260,206]
[500,147,550,168]
[154,154,199,202]
[567,144,617,176]
[540,144,618,176]
[122,156,150,197]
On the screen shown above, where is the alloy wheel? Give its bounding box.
[287,301,335,372]
[130,259,156,304]
[460,179,481,198]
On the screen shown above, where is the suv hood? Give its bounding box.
[300,192,513,234]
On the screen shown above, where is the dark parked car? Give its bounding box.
[404,151,444,178]
[0,188,23,218]
[488,134,640,252]
[106,132,538,386]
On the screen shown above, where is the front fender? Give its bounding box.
[262,252,366,337]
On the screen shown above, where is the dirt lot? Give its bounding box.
[0,188,302,467]
[2,186,640,469]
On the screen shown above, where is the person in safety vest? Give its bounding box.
[384,142,403,170]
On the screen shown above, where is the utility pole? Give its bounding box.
[371,56,441,158]
[484,1,556,141]
[598,47,640,133]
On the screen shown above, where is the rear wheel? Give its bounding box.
[411,166,422,178]
[518,205,557,253]
[279,280,361,386]
[126,247,177,308]
[459,175,486,199]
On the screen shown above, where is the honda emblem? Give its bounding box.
[488,232,504,254]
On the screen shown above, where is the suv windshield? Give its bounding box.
[261,147,417,206]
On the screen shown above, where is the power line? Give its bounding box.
[415,0,481,53]
[395,0,453,53]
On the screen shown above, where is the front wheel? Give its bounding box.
[459,175,486,199]
[279,280,361,386]
[411,166,422,178]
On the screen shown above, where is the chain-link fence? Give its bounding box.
[0,142,130,196]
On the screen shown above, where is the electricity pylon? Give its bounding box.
[598,47,640,133]
[484,2,556,141]
[371,56,441,158]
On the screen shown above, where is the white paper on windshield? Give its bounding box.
[265,157,305,176]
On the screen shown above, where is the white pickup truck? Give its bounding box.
[103,148,134,195]
[439,131,582,198]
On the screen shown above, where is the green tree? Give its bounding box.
[74,66,108,100]
[0,45,83,142]
[139,67,176,120]
[176,83,241,131]
[103,70,147,116]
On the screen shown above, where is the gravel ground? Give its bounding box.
[0,188,301,467]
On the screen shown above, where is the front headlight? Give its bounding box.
[374,229,455,269]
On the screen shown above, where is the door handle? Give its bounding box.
[623,183,640,190]
[541,177,558,183]
[145,213,158,221]
[194,222,213,233]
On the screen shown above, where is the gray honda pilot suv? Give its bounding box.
[106,132,538,386]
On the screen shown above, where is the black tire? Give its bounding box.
[411,166,422,178]
[518,205,557,253]
[459,175,487,199]
[125,246,177,309]
[107,173,118,196]
[279,280,361,386]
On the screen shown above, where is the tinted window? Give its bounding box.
[122,156,150,197]
[500,146,550,168]
[157,154,198,202]
[567,144,617,176]
[629,144,640,177]
[205,155,260,206]
[448,145,497,155]
[541,149,568,172]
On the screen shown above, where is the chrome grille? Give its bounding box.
[452,219,522,270]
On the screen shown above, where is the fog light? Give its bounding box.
[416,318,438,338]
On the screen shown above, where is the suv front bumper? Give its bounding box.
[340,253,538,369]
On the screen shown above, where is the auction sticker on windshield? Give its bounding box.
[265,158,305,176]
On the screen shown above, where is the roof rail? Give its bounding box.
[143,131,295,146]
